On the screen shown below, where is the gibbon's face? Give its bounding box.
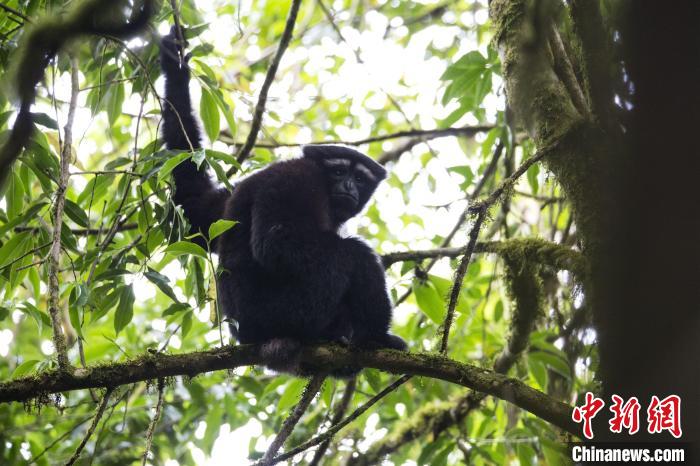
[302,145,387,224]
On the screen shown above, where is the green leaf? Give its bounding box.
[11,360,40,378]
[527,163,540,194]
[158,152,192,183]
[165,241,208,259]
[114,284,135,335]
[19,302,50,333]
[106,83,125,126]
[208,219,237,240]
[64,199,90,228]
[31,112,59,129]
[0,232,32,268]
[207,158,233,191]
[200,87,220,142]
[6,171,25,219]
[413,280,445,324]
[278,379,306,411]
[364,369,382,394]
[144,268,180,303]
[181,311,193,338]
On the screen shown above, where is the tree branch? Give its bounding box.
[267,375,411,466]
[351,251,546,465]
[308,378,356,466]
[0,344,578,436]
[258,374,326,466]
[222,125,493,153]
[233,0,302,168]
[47,51,80,370]
[15,224,138,236]
[438,141,559,353]
[0,2,30,23]
[381,239,585,276]
[548,22,590,118]
[63,387,113,466]
[141,378,165,466]
[0,0,153,187]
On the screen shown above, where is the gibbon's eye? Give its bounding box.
[354,174,365,183]
[333,168,346,177]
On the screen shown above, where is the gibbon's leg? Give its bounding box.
[342,238,407,350]
[234,272,350,345]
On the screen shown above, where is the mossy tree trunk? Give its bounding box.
[490,0,699,448]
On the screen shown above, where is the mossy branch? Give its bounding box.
[0,344,578,436]
[382,238,585,277]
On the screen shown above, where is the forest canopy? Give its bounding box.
[0,0,697,465]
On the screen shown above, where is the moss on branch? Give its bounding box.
[382,238,585,279]
[0,344,578,436]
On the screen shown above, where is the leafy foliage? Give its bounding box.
[0,1,590,465]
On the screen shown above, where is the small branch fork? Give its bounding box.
[258,374,326,466]
[439,142,558,353]
[267,375,411,466]
[308,378,357,466]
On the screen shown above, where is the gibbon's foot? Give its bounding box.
[354,333,408,352]
[260,338,302,373]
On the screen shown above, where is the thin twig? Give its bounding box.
[47,51,80,370]
[223,125,493,152]
[15,224,138,236]
[439,143,556,353]
[233,0,303,169]
[63,388,114,466]
[258,374,326,465]
[391,141,504,309]
[309,378,357,466]
[439,208,487,353]
[265,376,410,466]
[0,241,51,273]
[0,2,31,23]
[141,378,166,466]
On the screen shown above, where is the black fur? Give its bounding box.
[160,28,407,374]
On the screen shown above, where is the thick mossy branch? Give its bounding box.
[490,0,609,286]
[0,344,578,435]
[382,238,585,279]
[490,0,581,145]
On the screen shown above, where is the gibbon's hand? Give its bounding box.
[160,25,191,80]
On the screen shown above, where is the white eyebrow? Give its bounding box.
[355,163,377,181]
[321,158,351,168]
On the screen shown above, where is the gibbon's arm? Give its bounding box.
[160,27,227,239]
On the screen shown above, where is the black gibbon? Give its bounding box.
[159,27,407,371]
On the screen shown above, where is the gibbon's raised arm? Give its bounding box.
[159,27,228,240]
